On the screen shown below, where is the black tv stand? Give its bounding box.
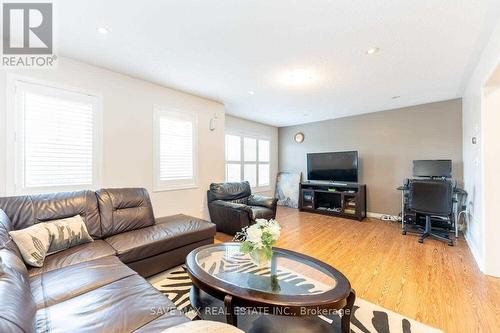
[299,181,366,221]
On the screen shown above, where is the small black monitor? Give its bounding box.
[413,160,452,178]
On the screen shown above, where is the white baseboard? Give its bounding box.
[367,212,384,219]
[464,232,484,272]
[367,212,400,221]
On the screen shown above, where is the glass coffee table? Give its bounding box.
[185,243,355,333]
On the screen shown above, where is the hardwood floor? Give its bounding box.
[215,207,500,333]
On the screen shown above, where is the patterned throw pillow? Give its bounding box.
[160,321,244,333]
[8,215,93,267]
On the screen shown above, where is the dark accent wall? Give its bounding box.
[278,99,463,215]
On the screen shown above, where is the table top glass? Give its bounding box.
[194,243,338,296]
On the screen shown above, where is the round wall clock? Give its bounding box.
[294,132,305,143]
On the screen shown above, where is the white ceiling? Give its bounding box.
[58,0,500,127]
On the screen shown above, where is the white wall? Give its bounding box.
[225,115,279,197]
[462,19,500,276]
[483,84,500,277]
[0,57,225,220]
[279,100,463,215]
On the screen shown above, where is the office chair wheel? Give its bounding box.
[447,241,453,246]
[418,238,424,244]
[401,230,406,235]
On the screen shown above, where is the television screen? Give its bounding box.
[307,151,358,182]
[413,160,452,178]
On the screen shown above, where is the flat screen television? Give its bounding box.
[307,151,358,182]
[413,160,452,178]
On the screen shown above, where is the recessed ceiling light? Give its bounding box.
[366,47,380,55]
[392,95,401,99]
[279,69,316,86]
[248,90,255,95]
[96,27,109,34]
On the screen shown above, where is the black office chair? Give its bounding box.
[408,179,454,246]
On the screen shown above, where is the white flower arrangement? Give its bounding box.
[234,219,281,264]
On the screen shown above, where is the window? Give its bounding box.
[154,106,198,191]
[225,134,270,189]
[225,135,241,182]
[13,81,101,194]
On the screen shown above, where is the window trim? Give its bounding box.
[6,76,103,195]
[224,131,271,192]
[153,105,199,192]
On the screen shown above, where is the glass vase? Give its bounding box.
[250,247,273,267]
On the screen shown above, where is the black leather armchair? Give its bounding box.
[207,181,278,235]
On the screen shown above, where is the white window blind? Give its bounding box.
[15,81,100,193]
[224,133,271,189]
[225,134,241,182]
[258,139,270,186]
[154,107,198,190]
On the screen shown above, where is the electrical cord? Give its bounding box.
[379,214,401,222]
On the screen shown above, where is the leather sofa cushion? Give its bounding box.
[28,240,116,277]
[0,210,26,272]
[207,181,251,202]
[0,190,102,239]
[105,214,216,263]
[0,250,36,333]
[35,274,184,333]
[248,205,275,220]
[96,188,155,237]
[247,194,277,210]
[0,209,28,279]
[127,239,214,278]
[0,246,28,277]
[30,256,136,309]
[0,209,13,246]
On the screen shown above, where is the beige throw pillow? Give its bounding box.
[160,321,244,333]
[9,215,93,267]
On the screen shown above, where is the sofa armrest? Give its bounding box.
[210,200,252,215]
[207,200,253,235]
[248,194,277,210]
[0,209,14,249]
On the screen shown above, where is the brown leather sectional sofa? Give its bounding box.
[0,188,216,332]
